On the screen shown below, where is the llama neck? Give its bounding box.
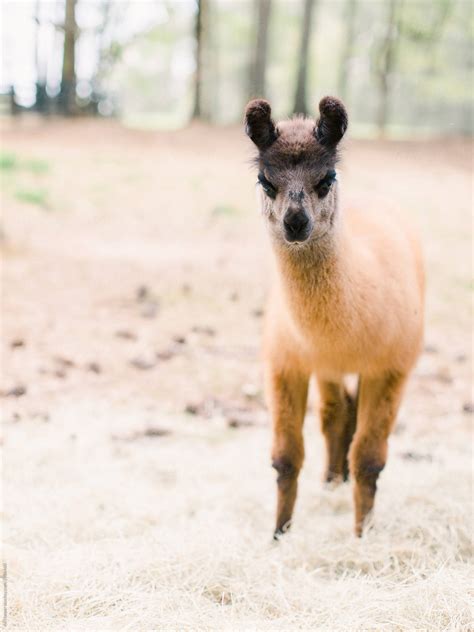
[271,215,348,324]
[275,234,343,295]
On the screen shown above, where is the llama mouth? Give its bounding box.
[285,236,311,245]
[286,239,310,246]
[284,227,313,244]
[285,229,329,246]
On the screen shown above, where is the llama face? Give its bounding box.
[245,97,347,247]
[256,121,338,244]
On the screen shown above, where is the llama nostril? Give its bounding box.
[284,212,309,235]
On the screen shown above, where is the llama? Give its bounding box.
[244,97,425,538]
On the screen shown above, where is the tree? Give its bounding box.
[249,0,272,98]
[374,0,399,135]
[399,0,453,72]
[337,0,357,103]
[193,0,207,118]
[59,0,78,115]
[34,0,48,113]
[293,0,316,115]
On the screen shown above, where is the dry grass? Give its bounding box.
[1,118,472,630]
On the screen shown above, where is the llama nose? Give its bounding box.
[283,210,310,240]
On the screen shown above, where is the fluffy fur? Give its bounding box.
[245,97,425,538]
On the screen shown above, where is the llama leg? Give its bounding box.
[349,371,407,536]
[342,386,358,480]
[318,379,357,483]
[268,368,309,539]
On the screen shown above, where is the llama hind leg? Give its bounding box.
[268,367,309,539]
[349,371,407,536]
[318,379,357,484]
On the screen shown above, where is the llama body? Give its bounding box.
[266,203,424,377]
[245,98,424,537]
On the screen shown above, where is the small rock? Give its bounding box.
[227,416,255,429]
[181,283,192,295]
[143,426,171,438]
[400,451,433,462]
[130,356,156,370]
[191,325,216,337]
[53,356,76,368]
[185,403,200,415]
[115,330,137,341]
[462,401,474,414]
[11,339,25,349]
[434,366,453,384]
[229,292,239,302]
[55,369,67,379]
[424,344,438,354]
[455,353,467,364]
[86,362,101,374]
[140,302,159,319]
[173,335,186,345]
[156,349,175,361]
[32,411,50,422]
[112,426,171,441]
[252,308,264,318]
[5,385,27,398]
[136,285,149,302]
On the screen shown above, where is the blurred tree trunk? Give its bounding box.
[426,0,453,72]
[375,0,398,136]
[193,0,206,118]
[34,0,48,113]
[293,0,316,115]
[9,86,18,116]
[206,0,219,122]
[59,0,78,115]
[249,0,272,97]
[337,0,357,102]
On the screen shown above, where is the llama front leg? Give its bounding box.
[349,371,407,536]
[267,367,309,539]
[318,378,358,483]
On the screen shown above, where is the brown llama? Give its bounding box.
[244,97,425,538]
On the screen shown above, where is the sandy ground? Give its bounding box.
[1,117,472,631]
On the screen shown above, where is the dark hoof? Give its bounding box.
[273,520,291,541]
[324,471,344,486]
[273,529,283,541]
[325,465,350,484]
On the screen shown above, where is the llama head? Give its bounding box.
[245,96,348,246]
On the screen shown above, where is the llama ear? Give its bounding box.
[244,99,278,150]
[314,96,348,148]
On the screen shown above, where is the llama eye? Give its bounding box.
[258,172,277,199]
[316,183,330,198]
[315,170,337,199]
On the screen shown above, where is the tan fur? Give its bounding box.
[245,98,425,537]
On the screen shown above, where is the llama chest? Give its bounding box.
[280,290,402,375]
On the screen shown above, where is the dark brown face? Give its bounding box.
[245,97,348,246]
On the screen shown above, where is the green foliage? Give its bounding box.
[0,152,50,174]
[15,187,49,208]
[0,152,18,170]
[2,152,51,209]
[24,159,50,174]
[211,204,240,217]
